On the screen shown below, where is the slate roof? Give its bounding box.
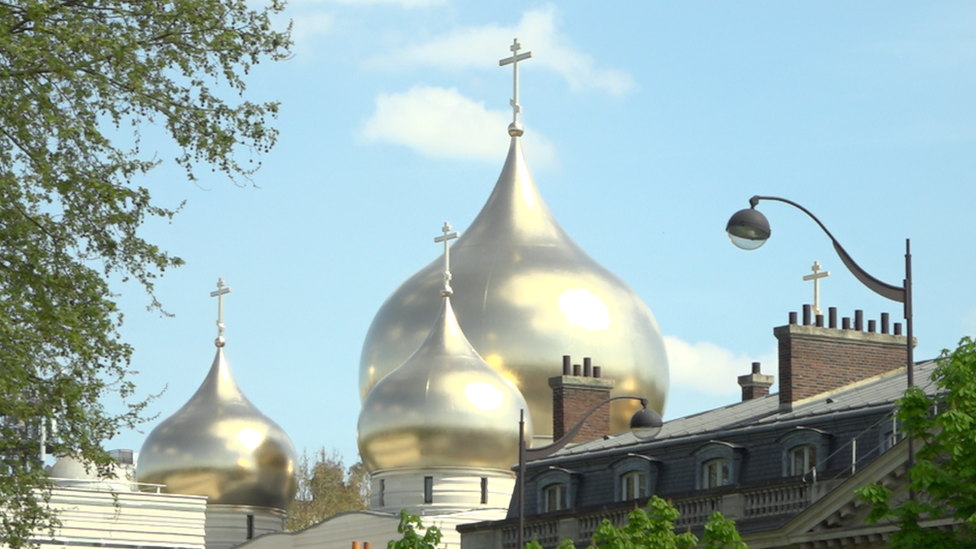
[533,359,939,465]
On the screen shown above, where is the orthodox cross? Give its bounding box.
[499,38,532,125]
[210,278,232,345]
[802,261,830,316]
[434,222,460,296]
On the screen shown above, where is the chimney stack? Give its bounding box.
[738,362,774,401]
[550,355,614,443]
[776,309,913,410]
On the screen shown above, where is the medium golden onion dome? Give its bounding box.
[137,346,297,509]
[360,131,669,438]
[358,295,531,472]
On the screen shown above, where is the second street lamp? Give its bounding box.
[515,396,662,549]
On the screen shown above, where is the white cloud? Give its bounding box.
[368,5,636,97]
[289,12,336,54]
[359,85,557,165]
[664,336,777,397]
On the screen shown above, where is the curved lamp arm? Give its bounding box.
[750,195,906,304]
[524,395,648,461]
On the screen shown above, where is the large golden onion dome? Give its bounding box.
[360,128,669,438]
[358,291,531,472]
[137,343,297,509]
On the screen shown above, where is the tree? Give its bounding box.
[286,448,370,531]
[0,0,289,546]
[388,509,443,549]
[857,337,976,547]
[543,496,745,549]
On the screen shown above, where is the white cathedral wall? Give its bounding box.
[369,468,516,514]
[237,508,513,549]
[205,505,287,549]
[16,486,207,549]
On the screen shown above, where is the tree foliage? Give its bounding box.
[286,448,369,531]
[857,337,976,547]
[388,509,443,549]
[0,0,289,545]
[544,496,745,549]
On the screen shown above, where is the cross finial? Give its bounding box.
[499,38,532,132]
[802,261,830,316]
[434,222,460,296]
[210,278,232,347]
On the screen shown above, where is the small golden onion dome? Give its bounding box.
[137,347,297,509]
[358,296,531,472]
[360,131,669,438]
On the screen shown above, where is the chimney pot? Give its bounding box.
[868,319,877,333]
[881,313,890,334]
[842,317,851,330]
[562,355,571,375]
[829,307,838,329]
[583,357,592,377]
[855,310,864,331]
[803,304,812,326]
[789,311,798,325]
[573,364,581,376]
[593,366,602,378]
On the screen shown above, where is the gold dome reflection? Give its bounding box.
[360,134,669,438]
[137,348,297,510]
[464,382,504,411]
[358,297,531,472]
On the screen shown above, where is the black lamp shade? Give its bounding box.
[726,208,771,250]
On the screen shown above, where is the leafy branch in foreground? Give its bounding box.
[0,0,290,546]
[856,337,976,548]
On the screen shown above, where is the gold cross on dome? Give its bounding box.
[434,222,460,296]
[210,278,232,345]
[802,261,830,316]
[499,38,532,125]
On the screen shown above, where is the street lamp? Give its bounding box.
[516,396,662,549]
[725,195,914,386]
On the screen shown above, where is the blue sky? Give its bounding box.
[110,1,976,466]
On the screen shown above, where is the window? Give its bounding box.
[778,427,830,478]
[693,441,742,489]
[480,477,488,504]
[423,476,433,504]
[789,444,817,476]
[702,458,731,489]
[621,471,647,501]
[543,483,567,512]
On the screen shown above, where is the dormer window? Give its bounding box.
[702,458,731,489]
[543,483,567,512]
[621,471,647,500]
[778,427,831,478]
[692,441,744,490]
[788,444,817,476]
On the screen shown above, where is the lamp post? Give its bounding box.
[725,195,914,386]
[516,396,662,549]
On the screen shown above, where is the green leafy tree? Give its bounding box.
[286,448,370,531]
[0,0,289,546]
[388,509,444,549]
[857,336,976,547]
[542,495,745,549]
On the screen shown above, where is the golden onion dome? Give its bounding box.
[137,345,297,510]
[358,294,532,472]
[360,130,669,438]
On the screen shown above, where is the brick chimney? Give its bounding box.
[549,356,615,443]
[776,305,913,410]
[738,362,774,401]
